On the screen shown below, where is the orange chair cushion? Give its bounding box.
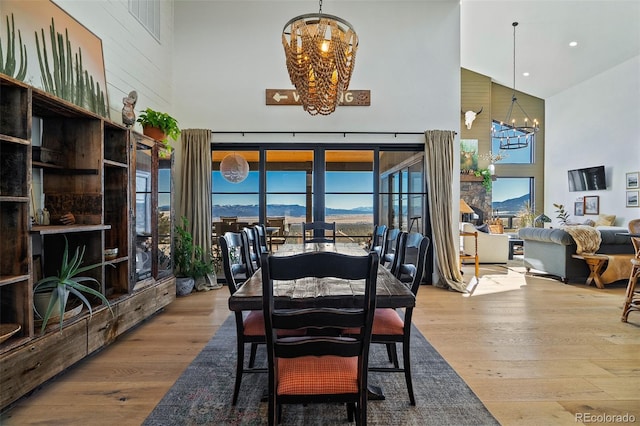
[371,308,404,335]
[243,310,266,336]
[243,311,305,337]
[277,355,359,395]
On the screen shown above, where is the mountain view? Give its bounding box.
[213,204,373,218]
[492,194,530,216]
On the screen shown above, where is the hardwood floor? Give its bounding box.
[2,260,639,425]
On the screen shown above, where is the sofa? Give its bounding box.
[461,222,510,264]
[518,226,634,283]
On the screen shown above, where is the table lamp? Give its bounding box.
[534,213,551,228]
[460,199,475,223]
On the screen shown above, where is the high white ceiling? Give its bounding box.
[461,0,640,99]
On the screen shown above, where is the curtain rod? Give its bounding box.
[211,131,456,137]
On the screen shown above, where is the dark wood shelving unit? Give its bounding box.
[0,74,176,410]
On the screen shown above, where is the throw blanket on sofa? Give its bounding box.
[563,225,602,254]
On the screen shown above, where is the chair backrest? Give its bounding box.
[261,249,378,363]
[384,228,400,255]
[397,234,431,295]
[629,219,640,259]
[266,216,286,233]
[389,231,408,276]
[220,215,238,223]
[254,224,269,255]
[302,221,337,244]
[372,224,388,256]
[219,232,254,294]
[242,226,259,267]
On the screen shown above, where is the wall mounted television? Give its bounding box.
[568,165,607,192]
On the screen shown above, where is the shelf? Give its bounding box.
[32,162,99,174]
[0,274,30,287]
[31,224,111,234]
[0,196,28,203]
[104,159,128,168]
[106,255,129,264]
[0,134,30,145]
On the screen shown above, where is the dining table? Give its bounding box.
[227,242,416,312]
[227,242,416,401]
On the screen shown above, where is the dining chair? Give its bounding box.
[381,228,400,268]
[621,219,640,322]
[367,234,430,406]
[261,250,379,425]
[302,221,337,244]
[219,231,263,405]
[254,224,270,259]
[388,231,408,277]
[242,226,259,271]
[371,224,387,257]
[266,216,288,249]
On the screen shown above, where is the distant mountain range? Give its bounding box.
[492,194,530,215]
[213,204,373,217]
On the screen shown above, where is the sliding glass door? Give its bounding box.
[211,144,425,245]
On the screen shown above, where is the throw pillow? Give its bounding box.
[595,214,616,227]
[475,223,490,233]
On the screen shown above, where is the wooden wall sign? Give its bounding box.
[265,89,370,106]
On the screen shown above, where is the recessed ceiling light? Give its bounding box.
[523,72,530,77]
[569,41,578,47]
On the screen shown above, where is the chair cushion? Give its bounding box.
[372,308,404,335]
[243,310,265,336]
[243,311,305,337]
[277,355,358,395]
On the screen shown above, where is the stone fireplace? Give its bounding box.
[460,175,491,224]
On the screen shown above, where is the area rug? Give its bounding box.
[144,315,499,426]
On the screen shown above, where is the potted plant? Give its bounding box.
[553,203,570,226]
[33,237,113,333]
[136,107,181,149]
[174,216,214,296]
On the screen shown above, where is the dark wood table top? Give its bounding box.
[228,243,416,311]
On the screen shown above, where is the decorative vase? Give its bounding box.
[142,125,166,141]
[176,277,195,296]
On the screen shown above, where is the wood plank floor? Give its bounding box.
[2,260,639,425]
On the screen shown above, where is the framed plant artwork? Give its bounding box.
[2,0,109,118]
[584,196,599,215]
[627,191,639,208]
[574,201,584,216]
[626,172,639,189]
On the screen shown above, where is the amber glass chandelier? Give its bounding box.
[282,0,358,116]
[493,22,539,149]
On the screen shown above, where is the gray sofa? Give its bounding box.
[518,226,634,283]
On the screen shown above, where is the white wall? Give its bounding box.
[53,0,175,126]
[171,0,462,221]
[172,1,460,137]
[545,56,640,227]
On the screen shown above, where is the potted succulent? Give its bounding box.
[33,237,113,333]
[173,216,214,296]
[136,108,181,150]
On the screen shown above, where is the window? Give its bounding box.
[129,0,161,41]
[491,177,534,228]
[211,144,425,246]
[491,121,533,164]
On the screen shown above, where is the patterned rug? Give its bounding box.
[144,315,499,425]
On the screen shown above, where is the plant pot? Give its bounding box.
[33,292,82,323]
[176,277,195,296]
[142,125,166,141]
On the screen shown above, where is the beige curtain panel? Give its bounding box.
[424,130,467,293]
[180,129,219,290]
